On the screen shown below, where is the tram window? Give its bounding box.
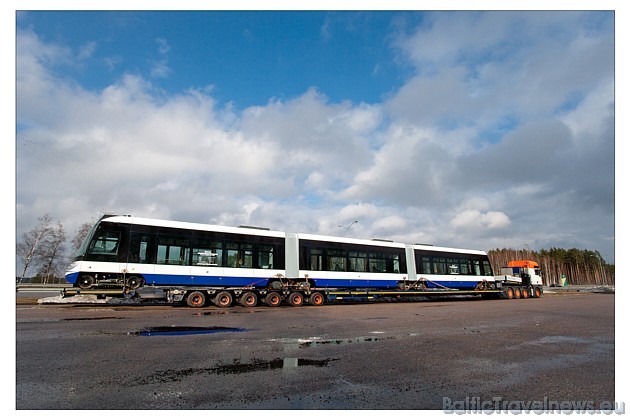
[433,258,447,274]
[369,253,385,272]
[421,257,431,274]
[447,259,460,274]
[472,260,481,275]
[309,248,323,271]
[87,231,121,262]
[390,255,401,273]
[129,233,155,264]
[482,260,493,276]
[257,245,274,269]
[157,237,190,265]
[328,250,347,271]
[226,243,253,268]
[459,259,471,275]
[348,252,367,272]
[193,241,223,266]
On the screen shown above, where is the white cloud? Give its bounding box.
[450,209,511,232]
[15,11,616,270]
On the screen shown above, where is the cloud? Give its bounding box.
[15,11,615,268]
[450,209,511,233]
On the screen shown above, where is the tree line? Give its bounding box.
[488,247,614,286]
[17,214,615,285]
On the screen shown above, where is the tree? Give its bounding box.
[71,222,93,254]
[16,214,53,280]
[38,221,67,283]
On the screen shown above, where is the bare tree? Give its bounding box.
[39,221,67,283]
[71,222,93,254]
[16,214,53,281]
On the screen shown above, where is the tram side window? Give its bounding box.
[157,237,191,265]
[309,248,323,271]
[87,231,121,262]
[257,245,274,269]
[482,260,493,276]
[419,257,431,274]
[226,243,253,268]
[472,260,481,275]
[390,254,401,274]
[459,259,471,275]
[328,250,347,271]
[192,240,223,266]
[129,233,155,264]
[433,258,447,275]
[446,258,460,274]
[348,252,367,272]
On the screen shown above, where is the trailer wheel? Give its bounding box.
[264,291,282,307]
[186,291,206,308]
[78,275,95,289]
[514,287,522,299]
[521,287,530,299]
[534,287,542,298]
[239,291,258,307]
[309,292,325,306]
[213,291,233,308]
[504,287,514,299]
[287,292,304,307]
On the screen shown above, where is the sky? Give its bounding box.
[13,5,619,271]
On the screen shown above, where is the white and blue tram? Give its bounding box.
[65,215,495,291]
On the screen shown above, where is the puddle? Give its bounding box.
[132,326,247,336]
[299,337,383,348]
[214,357,337,374]
[63,317,127,321]
[265,335,396,348]
[529,335,593,345]
[139,357,337,384]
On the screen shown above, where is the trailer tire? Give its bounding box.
[309,292,325,306]
[514,287,522,299]
[522,287,530,299]
[534,287,542,298]
[287,292,304,307]
[239,291,258,307]
[213,291,233,308]
[264,291,282,307]
[186,291,207,308]
[504,287,514,299]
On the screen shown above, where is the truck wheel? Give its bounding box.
[287,292,304,307]
[186,291,206,308]
[514,287,522,299]
[309,292,325,306]
[213,291,233,308]
[504,287,514,299]
[534,287,542,298]
[521,287,530,299]
[264,291,282,307]
[239,291,258,307]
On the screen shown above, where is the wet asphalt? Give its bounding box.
[16,293,615,410]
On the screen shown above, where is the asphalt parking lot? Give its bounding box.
[16,293,615,410]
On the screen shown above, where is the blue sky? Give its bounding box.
[14,8,617,268]
[18,11,416,107]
